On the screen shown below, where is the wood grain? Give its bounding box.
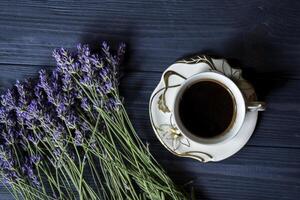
[0,0,299,199]
[121,71,300,149]
[0,1,300,76]
[0,65,298,148]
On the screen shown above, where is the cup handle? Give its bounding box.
[247,101,266,111]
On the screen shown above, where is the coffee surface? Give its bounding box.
[179,81,235,138]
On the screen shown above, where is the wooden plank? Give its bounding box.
[172,172,300,200]
[0,64,299,149]
[153,144,300,183]
[148,144,300,200]
[0,1,299,78]
[120,72,300,149]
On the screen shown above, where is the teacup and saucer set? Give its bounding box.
[149,55,265,162]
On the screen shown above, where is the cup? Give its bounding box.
[173,71,265,145]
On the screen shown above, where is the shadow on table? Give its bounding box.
[222,28,291,102]
[178,27,292,129]
[179,30,291,100]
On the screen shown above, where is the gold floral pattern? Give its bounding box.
[156,124,190,151]
[177,55,216,70]
[158,94,170,113]
[179,151,213,163]
[157,70,186,113]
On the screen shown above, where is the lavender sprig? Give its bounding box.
[0,42,186,200]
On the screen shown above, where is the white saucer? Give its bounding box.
[149,55,258,162]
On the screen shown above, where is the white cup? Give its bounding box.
[173,71,265,145]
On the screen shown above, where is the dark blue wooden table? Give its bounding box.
[0,0,299,199]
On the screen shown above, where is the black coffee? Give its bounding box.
[179,81,235,138]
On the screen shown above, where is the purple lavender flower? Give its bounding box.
[81,97,91,112]
[38,69,48,86]
[95,81,113,97]
[90,54,103,69]
[3,170,19,184]
[80,75,93,87]
[62,73,73,92]
[42,113,53,130]
[2,129,15,145]
[29,155,41,165]
[0,147,13,170]
[1,89,16,110]
[53,148,61,157]
[65,113,77,129]
[52,48,65,68]
[0,42,126,192]
[101,41,110,57]
[52,68,60,81]
[106,98,120,111]
[80,121,90,132]
[38,69,56,105]
[102,81,113,94]
[74,130,83,146]
[62,92,75,106]
[15,108,28,126]
[76,89,83,99]
[24,100,41,130]
[34,85,45,103]
[0,145,22,185]
[53,48,74,73]
[26,100,39,119]
[102,41,119,69]
[69,62,80,74]
[77,44,90,57]
[99,66,110,80]
[22,161,40,187]
[77,44,92,73]
[16,129,24,138]
[28,133,39,145]
[52,125,65,141]
[53,48,76,76]
[0,108,8,123]
[21,163,33,177]
[51,70,61,92]
[56,103,67,119]
[52,129,62,141]
[117,43,126,61]
[15,80,27,105]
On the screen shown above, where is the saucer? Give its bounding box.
[149,55,258,162]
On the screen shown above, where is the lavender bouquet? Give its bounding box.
[0,42,187,200]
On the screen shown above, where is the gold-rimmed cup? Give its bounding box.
[173,71,265,145]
